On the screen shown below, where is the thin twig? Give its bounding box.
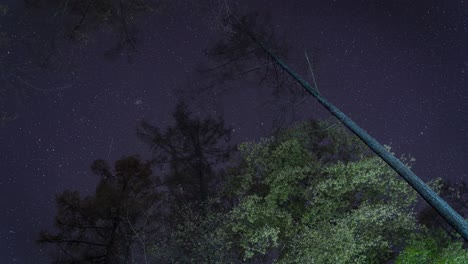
[305,50,320,94]
[236,62,273,75]
[15,75,73,92]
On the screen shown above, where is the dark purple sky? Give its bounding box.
[1,1,467,263]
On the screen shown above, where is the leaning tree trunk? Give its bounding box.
[248,33,468,242]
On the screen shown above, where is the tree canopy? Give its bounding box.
[220,119,418,263]
[40,116,468,263]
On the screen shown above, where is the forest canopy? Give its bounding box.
[39,113,468,263]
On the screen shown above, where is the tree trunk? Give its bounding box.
[249,33,468,242]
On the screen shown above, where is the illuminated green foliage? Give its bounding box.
[223,120,423,263]
[395,228,468,264]
[149,199,235,263]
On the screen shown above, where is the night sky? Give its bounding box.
[1,0,467,263]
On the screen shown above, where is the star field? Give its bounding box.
[1,1,467,263]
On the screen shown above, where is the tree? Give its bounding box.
[181,7,311,132]
[271,117,374,164]
[38,156,161,263]
[220,120,429,263]
[211,10,468,241]
[195,4,468,240]
[137,101,235,204]
[141,118,468,263]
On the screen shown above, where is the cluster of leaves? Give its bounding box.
[148,199,235,263]
[395,227,468,263]
[220,120,420,263]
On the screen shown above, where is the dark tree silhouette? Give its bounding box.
[137,101,235,204]
[181,7,316,132]
[26,0,166,60]
[38,156,161,263]
[199,10,290,91]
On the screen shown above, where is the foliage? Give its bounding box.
[271,118,374,163]
[149,199,235,264]
[222,119,422,263]
[41,118,468,263]
[395,227,468,264]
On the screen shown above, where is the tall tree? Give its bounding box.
[38,156,161,263]
[208,9,468,241]
[137,101,234,204]
[251,32,468,242]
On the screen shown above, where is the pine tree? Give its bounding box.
[137,101,234,204]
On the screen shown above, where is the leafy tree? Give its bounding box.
[38,156,161,263]
[201,3,468,241]
[221,119,425,263]
[248,18,468,243]
[395,227,468,264]
[137,101,235,203]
